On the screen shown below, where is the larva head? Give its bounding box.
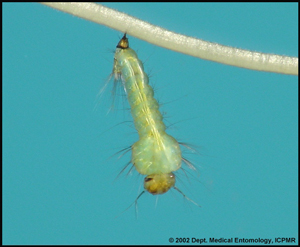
[144,173,176,195]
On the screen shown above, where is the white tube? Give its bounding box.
[41,2,298,76]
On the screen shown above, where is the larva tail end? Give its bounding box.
[117,33,129,49]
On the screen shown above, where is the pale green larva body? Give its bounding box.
[113,34,182,195]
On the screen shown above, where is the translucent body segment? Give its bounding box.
[132,134,181,175]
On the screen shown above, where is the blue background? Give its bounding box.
[3,3,298,245]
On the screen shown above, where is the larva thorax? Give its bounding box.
[113,34,182,195]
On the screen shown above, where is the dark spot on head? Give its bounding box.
[144,177,153,182]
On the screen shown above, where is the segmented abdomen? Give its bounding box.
[116,48,165,137]
[114,46,181,175]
